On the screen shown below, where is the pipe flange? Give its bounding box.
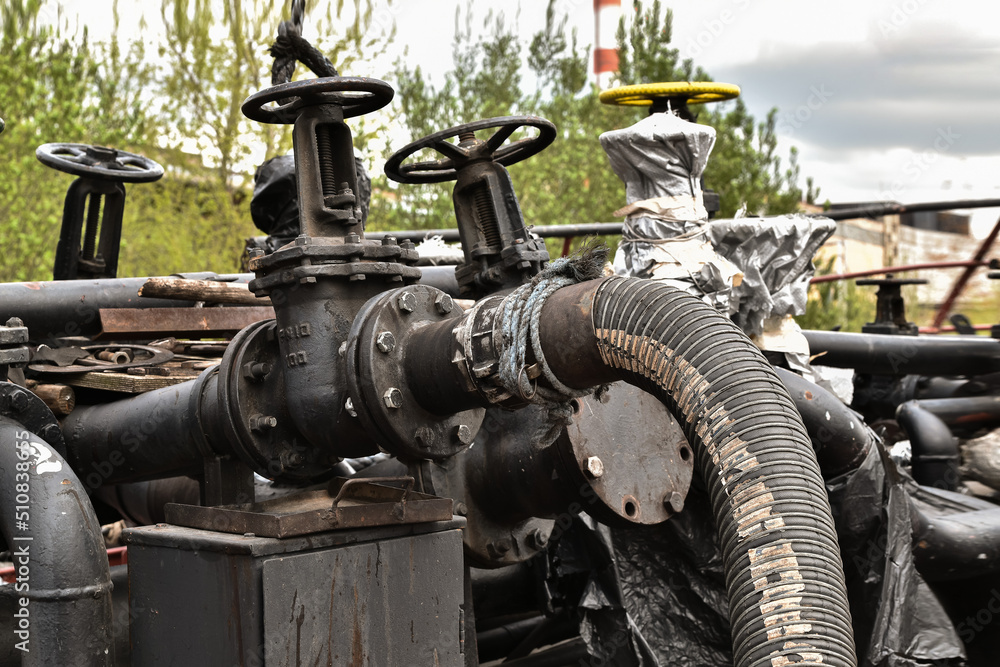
[555,383,693,526]
[218,320,338,483]
[248,237,420,272]
[418,453,555,568]
[248,238,421,296]
[347,285,485,460]
[0,381,66,457]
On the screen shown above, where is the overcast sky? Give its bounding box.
[384,0,1000,237]
[66,0,1000,237]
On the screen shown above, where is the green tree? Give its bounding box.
[615,0,709,84]
[157,0,397,190]
[369,2,632,253]
[795,256,875,332]
[0,0,399,282]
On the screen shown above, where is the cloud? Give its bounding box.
[714,18,1000,154]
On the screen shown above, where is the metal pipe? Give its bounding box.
[0,417,113,665]
[907,395,1000,431]
[918,324,993,334]
[911,502,1000,581]
[365,223,625,242]
[61,370,220,487]
[364,198,1000,242]
[810,259,993,285]
[0,276,245,342]
[897,401,960,491]
[932,214,1000,328]
[823,197,1000,221]
[500,638,591,667]
[437,277,857,666]
[412,276,856,663]
[475,616,547,663]
[0,268,458,341]
[802,330,1000,376]
[776,368,872,477]
[470,565,538,620]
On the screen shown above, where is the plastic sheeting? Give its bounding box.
[583,484,734,667]
[599,112,715,215]
[250,153,372,251]
[573,442,973,666]
[590,100,981,667]
[601,112,715,279]
[828,446,966,667]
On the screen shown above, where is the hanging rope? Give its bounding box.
[269,0,339,85]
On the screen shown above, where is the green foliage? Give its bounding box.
[615,0,709,85]
[370,2,632,242]
[0,0,151,281]
[795,257,876,332]
[0,0,817,284]
[119,180,250,276]
[368,7,528,234]
[157,0,396,189]
[700,104,815,216]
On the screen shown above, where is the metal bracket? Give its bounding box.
[164,476,453,538]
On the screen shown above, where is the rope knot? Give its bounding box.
[269,0,339,86]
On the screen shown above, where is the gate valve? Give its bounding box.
[857,274,927,336]
[242,76,393,243]
[228,75,428,478]
[36,143,163,280]
[600,82,739,216]
[385,116,556,298]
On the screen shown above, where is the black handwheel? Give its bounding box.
[241,76,394,124]
[384,116,556,184]
[35,143,164,183]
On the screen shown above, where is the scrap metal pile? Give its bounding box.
[2,9,1000,667]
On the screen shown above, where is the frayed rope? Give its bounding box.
[496,242,612,426]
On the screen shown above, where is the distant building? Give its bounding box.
[825,201,971,236]
[806,201,991,317]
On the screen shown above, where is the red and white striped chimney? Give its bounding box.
[594,0,622,87]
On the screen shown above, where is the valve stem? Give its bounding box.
[316,125,338,197]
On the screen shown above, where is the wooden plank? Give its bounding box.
[97,307,273,340]
[61,370,203,393]
[138,278,271,306]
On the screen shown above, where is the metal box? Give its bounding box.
[124,518,467,666]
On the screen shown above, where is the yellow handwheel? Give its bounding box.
[600,82,740,107]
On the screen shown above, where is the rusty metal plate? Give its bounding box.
[97,306,274,339]
[165,477,453,538]
[556,382,694,526]
[27,343,173,374]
